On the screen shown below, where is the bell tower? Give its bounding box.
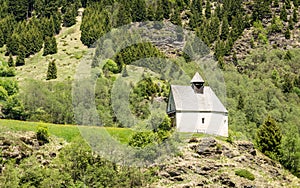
[191,72,205,94]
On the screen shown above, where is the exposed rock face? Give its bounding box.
[152,137,300,188]
[0,131,66,171]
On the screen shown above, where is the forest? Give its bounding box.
[0,0,299,182]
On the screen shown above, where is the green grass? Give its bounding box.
[235,169,255,181]
[0,119,134,143]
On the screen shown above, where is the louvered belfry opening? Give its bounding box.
[191,72,205,94]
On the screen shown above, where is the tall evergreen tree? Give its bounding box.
[46,59,57,80]
[16,45,26,66]
[0,29,4,47]
[116,1,132,26]
[256,116,282,158]
[285,28,291,39]
[162,0,171,19]
[43,36,58,56]
[205,1,211,19]
[252,0,272,21]
[63,6,77,27]
[273,0,279,7]
[220,16,229,40]
[285,0,292,9]
[170,8,182,26]
[292,8,298,23]
[132,0,147,22]
[280,5,288,22]
[8,53,14,67]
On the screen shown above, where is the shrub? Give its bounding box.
[36,125,50,144]
[235,169,255,181]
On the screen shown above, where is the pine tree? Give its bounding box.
[273,0,279,7]
[285,28,291,39]
[220,16,229,40]
[205,1,211,19]
[252,0,272,21]
[46,59,57,80]
[8,53,14,67]
[288,17,294,30]
[43,36,57,56]
[232,51,238,66]
[162,0,171,19]
[146,4,156,21]
[63,6,77,27]
[285,0,291,9]
[170,8,182,26]
[16,45,26,66]
[280,5,288,22]
[292,8,298,23]
[132,0,147,22]
[294,0,300,8]
[116,1,132,26]
[0,29,4,47]
[256,116,282,158]
[155,0,164,21]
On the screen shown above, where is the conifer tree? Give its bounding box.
[285,0,292,9]
[273,0,279,7]
[63,6,77,27]
[8,53,14,67]
[280,5,288,22]
[205,1,211,19]
[46,59,57,80]
[132,0,147,22]
[16,45,26,66]
[0,29,4,47]
[162,0,171,19]
[256,116,282,158]
[155,0,164,21]
[292,8,298,23]
[220,16,229,40]
[294,0,299,7]
[285,28,291,39]
[170,8,182,26]
[43,36,58,56]
[288,17,294,30]
[116,1,132,26]
[147,4,156,21]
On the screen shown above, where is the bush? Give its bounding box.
[36,125,50,144]
[235,169,255,181]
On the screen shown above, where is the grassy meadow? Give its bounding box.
[0,119,134,143]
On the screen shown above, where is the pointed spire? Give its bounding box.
[190,72,204,83]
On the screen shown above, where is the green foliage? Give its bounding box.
[46,59,57,80]
[43,36,58,56]
[256,116,282,158]
[0,86,8,101]
[280,4,288,22]
[129,131,155,148]
[205,1,211,19]
[36,125,50,144]
[0,66,15,77]
[252,0,271,21]
[63,6,77,27]
[8,53,14,67]
[21,80,74,124]
[103,59,119,76]
[235,169,255,181]
[285,28,291,39]
[15,45,26,66]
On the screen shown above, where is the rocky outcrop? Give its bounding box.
[0,131,66,172]
[152,137,300,187]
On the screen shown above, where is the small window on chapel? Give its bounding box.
[202,118,205,124]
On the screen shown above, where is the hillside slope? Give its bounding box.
[152,137,300,187]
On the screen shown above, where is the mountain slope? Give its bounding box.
[152,137,300,187]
